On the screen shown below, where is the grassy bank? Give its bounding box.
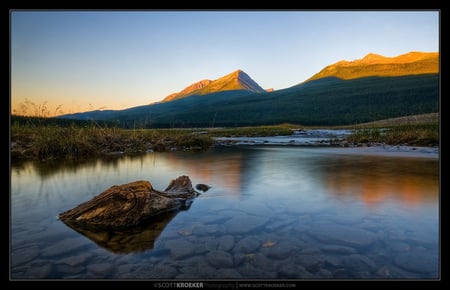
[10,122,299,162]
[345,113,439,146]
[11,123,213,162]
[206,123,300,137]
[11,115,438,162]
[346,123,439,146]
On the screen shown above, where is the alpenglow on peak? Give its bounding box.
[161,69,265,103]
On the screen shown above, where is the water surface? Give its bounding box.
[11,146,439,279]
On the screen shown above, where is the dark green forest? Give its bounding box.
[53,74,439,129]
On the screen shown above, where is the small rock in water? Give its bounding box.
[195,184,211,192]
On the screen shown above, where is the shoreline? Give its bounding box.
[214,137,439,159]
[306,144,439,159]
[11,127,439,162]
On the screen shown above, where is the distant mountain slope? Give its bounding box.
[306,51,439,82]
[58,52,439,127]
[161,69,265,102]
[60,74,438,128]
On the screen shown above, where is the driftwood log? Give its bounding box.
[58,175,200,231]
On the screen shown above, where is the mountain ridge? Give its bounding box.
[163,79,212,103]
[305,51,438,82]
[161,69,265,103]
[59,74,438,127]
[56,51,439,127]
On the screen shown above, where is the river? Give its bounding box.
[10,144,439,280]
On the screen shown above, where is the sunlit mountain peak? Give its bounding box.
[160,69,265,103]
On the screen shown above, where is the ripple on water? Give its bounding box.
[309,222,378,248]
[11,246,41,267]
[393,248,439,276]
[206,250,234,268]
[164,239,196,260]
[224,214,269,234]
[217,235,235,252]
[233,236,261,254]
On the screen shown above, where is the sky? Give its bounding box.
[10,10,439,116]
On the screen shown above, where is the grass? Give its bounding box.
[11,114,438,162]
[11,121,213,162]
[10,121,301,162]
[346,123,439,146]
[348,112,438,128]
[344,113,439,146]
[205,123,300,137]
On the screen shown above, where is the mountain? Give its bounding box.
[58,52,439,127]
[161,69,265,102]
[162,79,212,103]
[306,51,438,82]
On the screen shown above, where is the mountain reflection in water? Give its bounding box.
[320,155,438,208]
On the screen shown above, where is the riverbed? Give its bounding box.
[11,142,439,280]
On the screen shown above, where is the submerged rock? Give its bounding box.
[59,176,199,230]
[195,184,211,192]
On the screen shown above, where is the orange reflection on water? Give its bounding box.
[323,157,438,209]
[163,152,244,196]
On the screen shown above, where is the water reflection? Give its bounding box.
[318,155,438,208]
[11,146,439,279]
[11,149,253,200]
[163,150,247,197]
[12,155,129,180]
[11,147,439,210]
[63,211,178,254]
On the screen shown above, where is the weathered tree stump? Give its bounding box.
[58,175,199,231]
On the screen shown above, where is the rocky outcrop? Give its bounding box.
[59,176,199,231]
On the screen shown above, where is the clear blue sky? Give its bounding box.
[11,10,439,116]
